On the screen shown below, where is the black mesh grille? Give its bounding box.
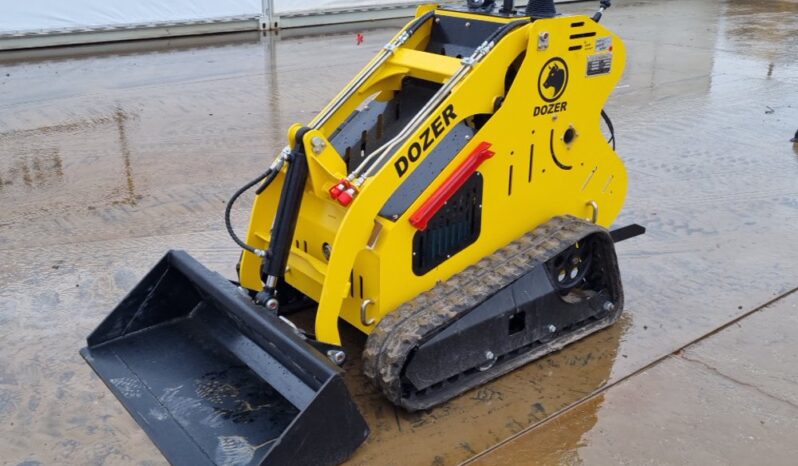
[412,172,483,275]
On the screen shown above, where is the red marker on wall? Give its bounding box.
[356,33,364,45]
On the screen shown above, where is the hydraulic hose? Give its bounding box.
[601,109,616,149]
[224,167,278,257]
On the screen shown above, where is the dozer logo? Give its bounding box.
[394,104,458,177]
[534,57,569,117]
[538,57,568,102]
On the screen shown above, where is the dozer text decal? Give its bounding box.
[394,104,458,177]
[534,101,568,117]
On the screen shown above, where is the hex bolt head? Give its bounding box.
[547,324,557,333]
[603,301,616,312]
[327,350,346,366]
[311,136,326,154]
[485,350,495,360]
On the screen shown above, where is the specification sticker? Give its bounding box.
[587,53,612,76]
[595,36,612,52]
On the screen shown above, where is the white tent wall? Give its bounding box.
[0,0,261,33]
[275,0,428,14]
[0,0,436,35]
[0,1,575,50]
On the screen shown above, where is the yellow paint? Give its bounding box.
[239,8,628,345]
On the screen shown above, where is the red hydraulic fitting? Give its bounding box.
[337,186,357,206]
[329,178,351,199]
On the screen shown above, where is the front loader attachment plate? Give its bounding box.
[80,251,368,466]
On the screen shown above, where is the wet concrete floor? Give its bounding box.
[470,291,798,465]
[1,0,797,464]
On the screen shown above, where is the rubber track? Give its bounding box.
[362,215,618,410]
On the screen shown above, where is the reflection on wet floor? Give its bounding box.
[341,315,629,465]
[112,107,140,206]
[1,0,797,464]
[471,292,798,465]
[0,24,393,251]
[0,147,63,190]
[0,107,140,206]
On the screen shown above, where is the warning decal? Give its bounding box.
[595,36,612,52]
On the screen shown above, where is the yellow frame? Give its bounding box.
[239,6,628,345]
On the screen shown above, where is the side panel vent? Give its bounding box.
[412,172,483,276]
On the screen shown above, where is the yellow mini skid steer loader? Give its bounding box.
[81,1,643,464]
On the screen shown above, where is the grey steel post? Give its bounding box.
[261,0,276,30]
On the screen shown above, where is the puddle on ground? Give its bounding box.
[340,315,630,465]
[472,295,798,465]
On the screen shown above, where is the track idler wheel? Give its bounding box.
[548,238,595,291]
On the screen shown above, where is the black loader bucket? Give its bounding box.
[80,250,368,466]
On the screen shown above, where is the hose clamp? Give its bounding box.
[269,147,290,170]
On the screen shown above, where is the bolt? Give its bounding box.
[266,298,280,312]
[311,136,326,154]
[538,32,550,51]
[547,324,556,333]
[603,301,616,312]
[322,242,332,260]
[327,350,346,366]
[485,350,495,360]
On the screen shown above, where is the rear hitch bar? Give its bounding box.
[610,223,646,243]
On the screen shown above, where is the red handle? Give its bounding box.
[409,141,494,231]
